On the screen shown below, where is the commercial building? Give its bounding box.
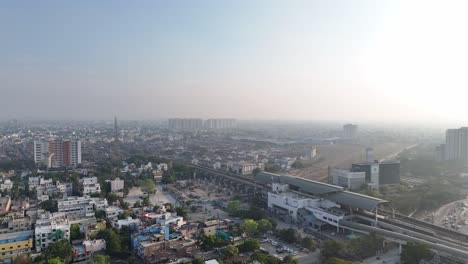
[256,172,388,229]
[168,118,203,130]
[444,127,468,161]
[351,161,400,187]
[329,168,366,190]
[0,230,34,260]
[33,139,81,168]
[343,124,358,138]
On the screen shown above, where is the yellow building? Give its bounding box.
[0,230,33,260]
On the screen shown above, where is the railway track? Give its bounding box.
[379,210,468,245]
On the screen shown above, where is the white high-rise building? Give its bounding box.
[445,127,468,161]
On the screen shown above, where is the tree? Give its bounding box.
[278,228,298,244]
[239,239,260,253]
[95,210,106,219]
[175,207,188,219]
[226,200,240,216]
[141,179,156,194]
[142,196,152,207]
[70,224,82,240]
[324,258,353,264]
[241,219,258,236]
[40,200,58,213]
[47,258,64,264]
[283,255,298,264]
[44,240,74,264]
[257,219,273,234]
[301,237,316,250]
[93,255,111,264]
[99,229,122,256]
[321,240,344,259]
[191,258,205,264]
[401,242,433,264]
[223,245,239,257]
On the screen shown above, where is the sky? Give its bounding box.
[1,0,468,125]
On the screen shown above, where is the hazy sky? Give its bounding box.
[1,1,468,124]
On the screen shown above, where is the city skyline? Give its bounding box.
[2,1,468,124]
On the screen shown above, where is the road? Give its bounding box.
[379,144,418,162]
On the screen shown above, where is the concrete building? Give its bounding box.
[168,118,203,130]
[0,179,13,192]
[0,230,34,261]
[81,177,101,195]
[0,197,11,215]
[34,218,70,252]
[34,139,81,168]
[329,168,366,190]
[57,196,107,218]
[305,147,317,160]
[351,161,400,187]
[204,119,237,129]
[267,182,347,226]
[83,239,106,252]
[445,127,468,161]
[115,217,141,229]
[110,178,124,192]
[105,206,124,222]
[232,163,255,175]
[343,124,358,138]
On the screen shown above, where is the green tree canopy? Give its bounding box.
[324,257,353,264]
[239,239,260,253]
[283,255,298,264]
[93,255,111,264]
[70,224,82,240]
[321,240,345,259]
[47,257,64,264]
[226,200,240,216]
[241,219,258,236]
[301,237,316,250]
[44,240,74,264]
[257,219,273,234]
[223,245,239,257]
[401,242,433,264]
[141,179,156,194]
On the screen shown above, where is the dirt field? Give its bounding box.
[289,142,412,181]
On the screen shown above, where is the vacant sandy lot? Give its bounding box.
[289,142,411,181]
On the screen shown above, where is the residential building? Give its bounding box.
[110,178,124,192]
[83,239,106,252]
[115,217,141,229]
[168,118,203,130]
[204,119,237,129]
[33,139,81,168]
[0,230,34,261]
[0,197,11,215]
[34,217,70,252]
[57,196,107,218]
[0,179,13,192]
[105,206,124,223]
[343,124,358,138]
[445,127,468,161]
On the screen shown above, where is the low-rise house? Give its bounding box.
[83,239,106,252]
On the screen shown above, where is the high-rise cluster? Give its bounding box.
[34,138,82,168]
[168,118,236,130]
